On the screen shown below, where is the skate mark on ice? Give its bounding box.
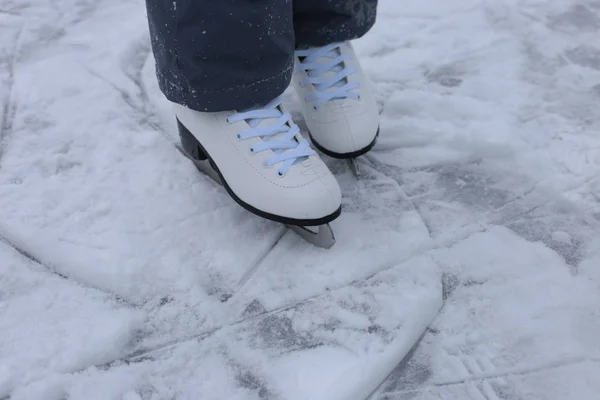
[0,1,27,17]
[373,259,508,400]
[0,8,19,16]
[121,38,162,131]
[115,297,317,366]
[366,157,599,271]
[435,355,600,386]
[383,356,600,399]
[66,0,99,27]
[367,159,564,254]
[0,24,23,164]
[85,64,158,134]
[365,331,430,400]
[121,317,304,398]
[0,233,55,276]
[40,0,100,35]
[235,368,275,400]
[370,159,525,212]
[457,354,502,400]
[369,282,473,400]
[372,266,470,399]
[234,227,287,295]
[112,294,320,366]
[0,230,138,308]
[366,156,437,238]
[82,38,160,135]
[493,182,600,270]
[109,254,441,368]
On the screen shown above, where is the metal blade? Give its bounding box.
[347,158,361,178]
[286,224,336,249]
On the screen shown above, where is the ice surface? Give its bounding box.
[373,228,600,400]
[0,241,144,398]
[11,258,440,400]
[1,0,600,398]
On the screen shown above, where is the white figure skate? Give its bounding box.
[175,96,342,248]
[294,41,380,177]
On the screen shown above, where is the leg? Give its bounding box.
[145,0,295,112]
[293,0,378,47]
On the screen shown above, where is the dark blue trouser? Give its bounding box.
[145,0,378,112]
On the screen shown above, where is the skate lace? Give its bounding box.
[226,96,315,177]
[296,42,360,110]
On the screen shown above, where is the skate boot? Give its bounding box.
[293,41,380,177]
[175,96,342,248]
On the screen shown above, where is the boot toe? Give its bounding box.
[309,109,379,157]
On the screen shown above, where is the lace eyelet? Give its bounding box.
[313,105,318,111]
[277,171,285,178]
[249,147,255,155]
[236,133,242,140]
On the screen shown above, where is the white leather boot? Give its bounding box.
[293,41,380,158]
[174,96,342,226]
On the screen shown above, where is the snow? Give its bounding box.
[1,0,600,399]
[374,227,600,399]
[0,241,144,398]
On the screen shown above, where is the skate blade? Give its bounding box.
[286,224,336,249]
[178,145,336,249]
[347,158,361,179]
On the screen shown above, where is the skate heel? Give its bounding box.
[177,118,208,161]
[176,118,222,184]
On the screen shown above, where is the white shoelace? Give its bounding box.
[296,42,360,110]
[227,96,315,177]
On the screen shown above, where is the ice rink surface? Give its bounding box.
[1,0,599,398]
